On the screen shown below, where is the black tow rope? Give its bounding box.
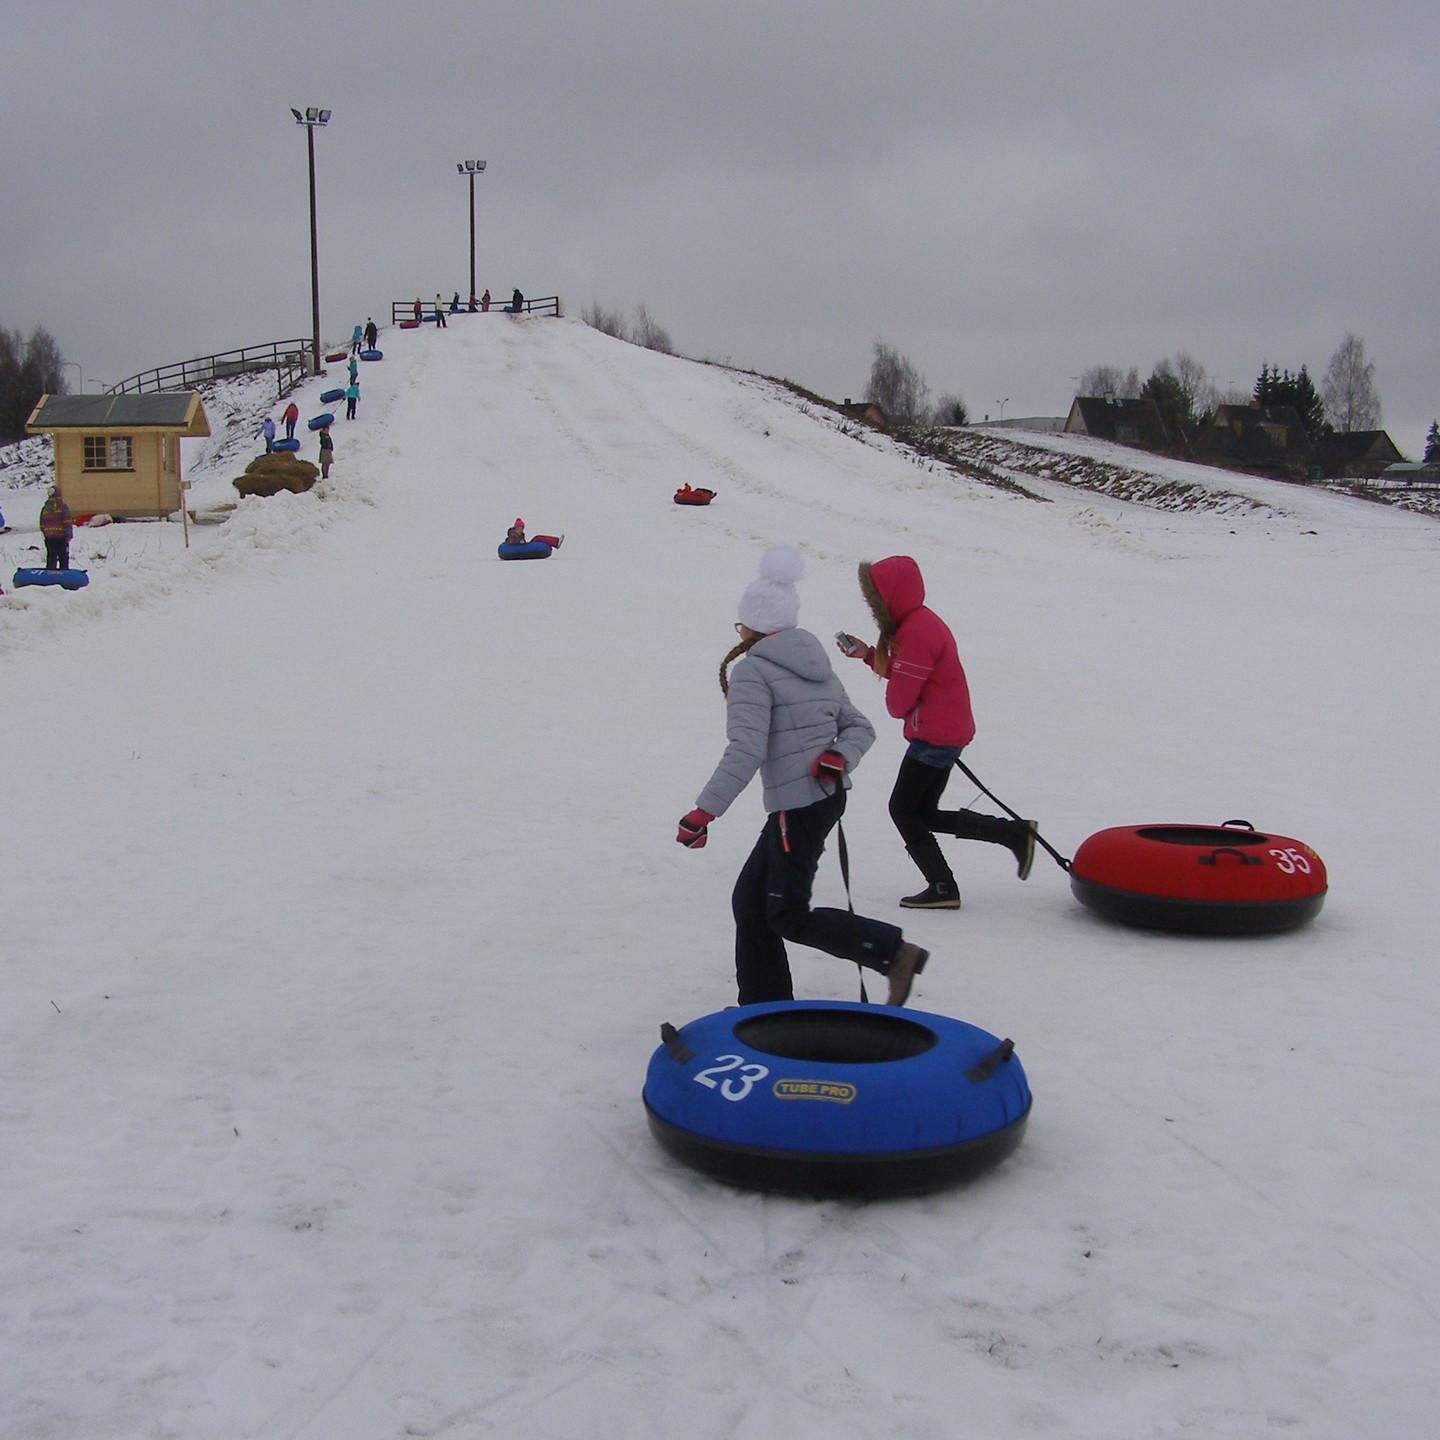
[953,756,1072,873]
[833,810,872,1005]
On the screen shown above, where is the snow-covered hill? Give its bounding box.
[3,316,1437,1440]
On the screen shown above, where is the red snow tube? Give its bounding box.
[399,320,421,329]
[1069,820,1326,934]
[325,350,348,362]
[674,487,716,506]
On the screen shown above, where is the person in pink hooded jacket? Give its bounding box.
[837,554,1036,908]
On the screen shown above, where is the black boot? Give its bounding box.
[1010,820,1038,881]
[899,878,961,910]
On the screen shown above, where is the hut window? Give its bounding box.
[83,436,134,470]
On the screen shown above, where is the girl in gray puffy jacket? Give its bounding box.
[676,547,930,1007]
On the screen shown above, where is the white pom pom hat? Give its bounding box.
[738,545,805,633]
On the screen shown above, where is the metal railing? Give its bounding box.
[108,340,312,397]
[389,295,561,325]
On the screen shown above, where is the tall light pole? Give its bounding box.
[62,360,83,394]
[291,106,332,374]
[996,397,1010,420]
[456,160,486,303]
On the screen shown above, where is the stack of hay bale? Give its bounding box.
[233,452,320,498]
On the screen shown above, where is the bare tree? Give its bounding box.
[0,323,66,441]
[581,301,629,340]
[1171,352,1217,424]
[866,341,930,425]
[632,304,673,355]
[1322,333,1381,432]
[931,393,969,427]
[1076,364,1142,400]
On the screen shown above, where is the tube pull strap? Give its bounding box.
[660,1023,695,1064]
[965,1038,1015,1083]
[834,816,871,1005]
[953,757,1072,872]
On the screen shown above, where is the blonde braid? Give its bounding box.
[719,635,759,696]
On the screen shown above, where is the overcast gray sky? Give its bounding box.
[4,0,1435,455]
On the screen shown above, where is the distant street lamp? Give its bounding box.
[61,360,83,394]
[291,106,332,375]
[997,397,1010,420]
[456,160,487,304]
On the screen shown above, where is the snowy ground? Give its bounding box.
[3,316,1438,1439]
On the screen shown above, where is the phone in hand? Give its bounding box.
[835,631,856,654]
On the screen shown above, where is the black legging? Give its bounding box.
[731,789,903,1005]
[889,752,1017,886]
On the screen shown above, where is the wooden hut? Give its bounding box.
[25,391,211,519]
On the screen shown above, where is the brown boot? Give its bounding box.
[886,942,929,1007]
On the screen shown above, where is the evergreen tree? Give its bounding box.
[1425,421,1440,465]
[1251,360,1328,439]
[1253,362,1273,406]
[1140,361,1193,436]
[1287,365,1329,440]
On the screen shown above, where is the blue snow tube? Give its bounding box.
[13,568,89,591]
[308,413,335,431]
[271,438,301,452]
[497,541,553,561]
[320,388,346,404]
[643,1000,1031,1197]
[359,349,383,361]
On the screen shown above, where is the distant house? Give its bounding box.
[1191,403,1314,479]
[1381,462,1440,484]
[989,416,1066,434]
[25,391,211,518]
[838,398,890,430]
[1316,429,1406,479]
[1063,396,1170,451]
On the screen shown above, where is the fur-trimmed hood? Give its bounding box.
[859,555,926,639]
